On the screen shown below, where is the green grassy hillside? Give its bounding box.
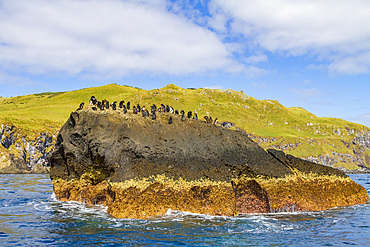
[1,83,369,171]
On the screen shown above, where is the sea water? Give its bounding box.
[0,174,369,246]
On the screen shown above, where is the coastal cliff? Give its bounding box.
[49,106,369,218]
[0,124,54,174]
[1,84,370,173]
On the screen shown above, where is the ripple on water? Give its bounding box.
[0,174,369,246]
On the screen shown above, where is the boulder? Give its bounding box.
[49,108,296,182]
[48,107,368,218]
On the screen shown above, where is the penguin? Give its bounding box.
[152,111,156,120]
[168,116,172,124]
[169,106,174,114]
[187,111,192,119]
[146,109,149,116]
[92,106,97,111]
[204,116,209,123]
[209,117,213,124]
[193,113,198,120]
[180,110,185,115]
[127,101,131,110]
[122,105,127,114]
[97,101,102,108]
[112,101,117,110]
[213,118,218,125]
[100,104,105,110]
[175,110,179,115]
[166,105,170,112]
[101,100,106,108]
[137,104,141,112]
[77,102,84,111]
[105,100,109,109]
[133,106,137,114]
[142,109,146,117]
[89,96,97,105]
[119,100,125,108]
[161,104,165,112]
[181,112,185,121]
[151,104,157,113]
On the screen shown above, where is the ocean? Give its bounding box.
[0,174,369,246]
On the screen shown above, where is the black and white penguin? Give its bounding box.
[101,99,106,108]
[105,100,109,109]
[77,102,84,111]
[146,109,149,116]
[181,112,185,121]
[137,104,141,112]
[92,106,97,111]
[142,109,146,117]
[127,101,131,110]
[204,116,209,123]
[97,101,102,108]
[151,104,157,113]
[166,105,170,112]
[122,105,127,114]
[175,110,179,115]
[112,101,117,110]
[169,106,174,114]
[187,111,192,119]
[89,96,97,105]
[213,118,217,125]
[133,106,137,114]
[152,111,156,120]
[209,116,213,123]
[168,116,172,124]
[193,113,198,120]
[119,100,125,108]
[180,110,185,115]
[161,104,165,112]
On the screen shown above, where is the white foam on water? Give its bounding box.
[163,209,231,221]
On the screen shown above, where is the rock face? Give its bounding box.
[49,108,345,181]
[0,124,54,174]
[49,107,368,218]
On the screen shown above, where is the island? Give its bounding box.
[48,102,369,219]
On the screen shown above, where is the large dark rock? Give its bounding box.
[48,107,367,219]
[267,149,346,177]
[49,108,347,182]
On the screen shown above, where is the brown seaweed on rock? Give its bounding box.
[49,106,369,219]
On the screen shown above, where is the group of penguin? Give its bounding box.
[77,96,218,125]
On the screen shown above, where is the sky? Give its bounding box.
[0,0,370,127]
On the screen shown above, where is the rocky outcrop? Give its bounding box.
[49,107,369,218]
[49,110,296,181]
[267,149,345,177]
[0,124,55,174]
[249,131,370,173]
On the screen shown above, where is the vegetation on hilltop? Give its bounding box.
[1,83,369,171]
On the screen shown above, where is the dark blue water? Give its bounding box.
[0,174,369,246]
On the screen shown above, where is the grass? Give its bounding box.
[1,83,369,169]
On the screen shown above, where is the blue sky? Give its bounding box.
[0,0,370,127]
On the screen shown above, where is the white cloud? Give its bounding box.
[203,85,225,89]
[0,71,42,86]
[290,88,321,100]
[210,0,370,75]
[345,113,370,128]
[244,53,268,64]
[0,0,242,78]
[251,82,267,89]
